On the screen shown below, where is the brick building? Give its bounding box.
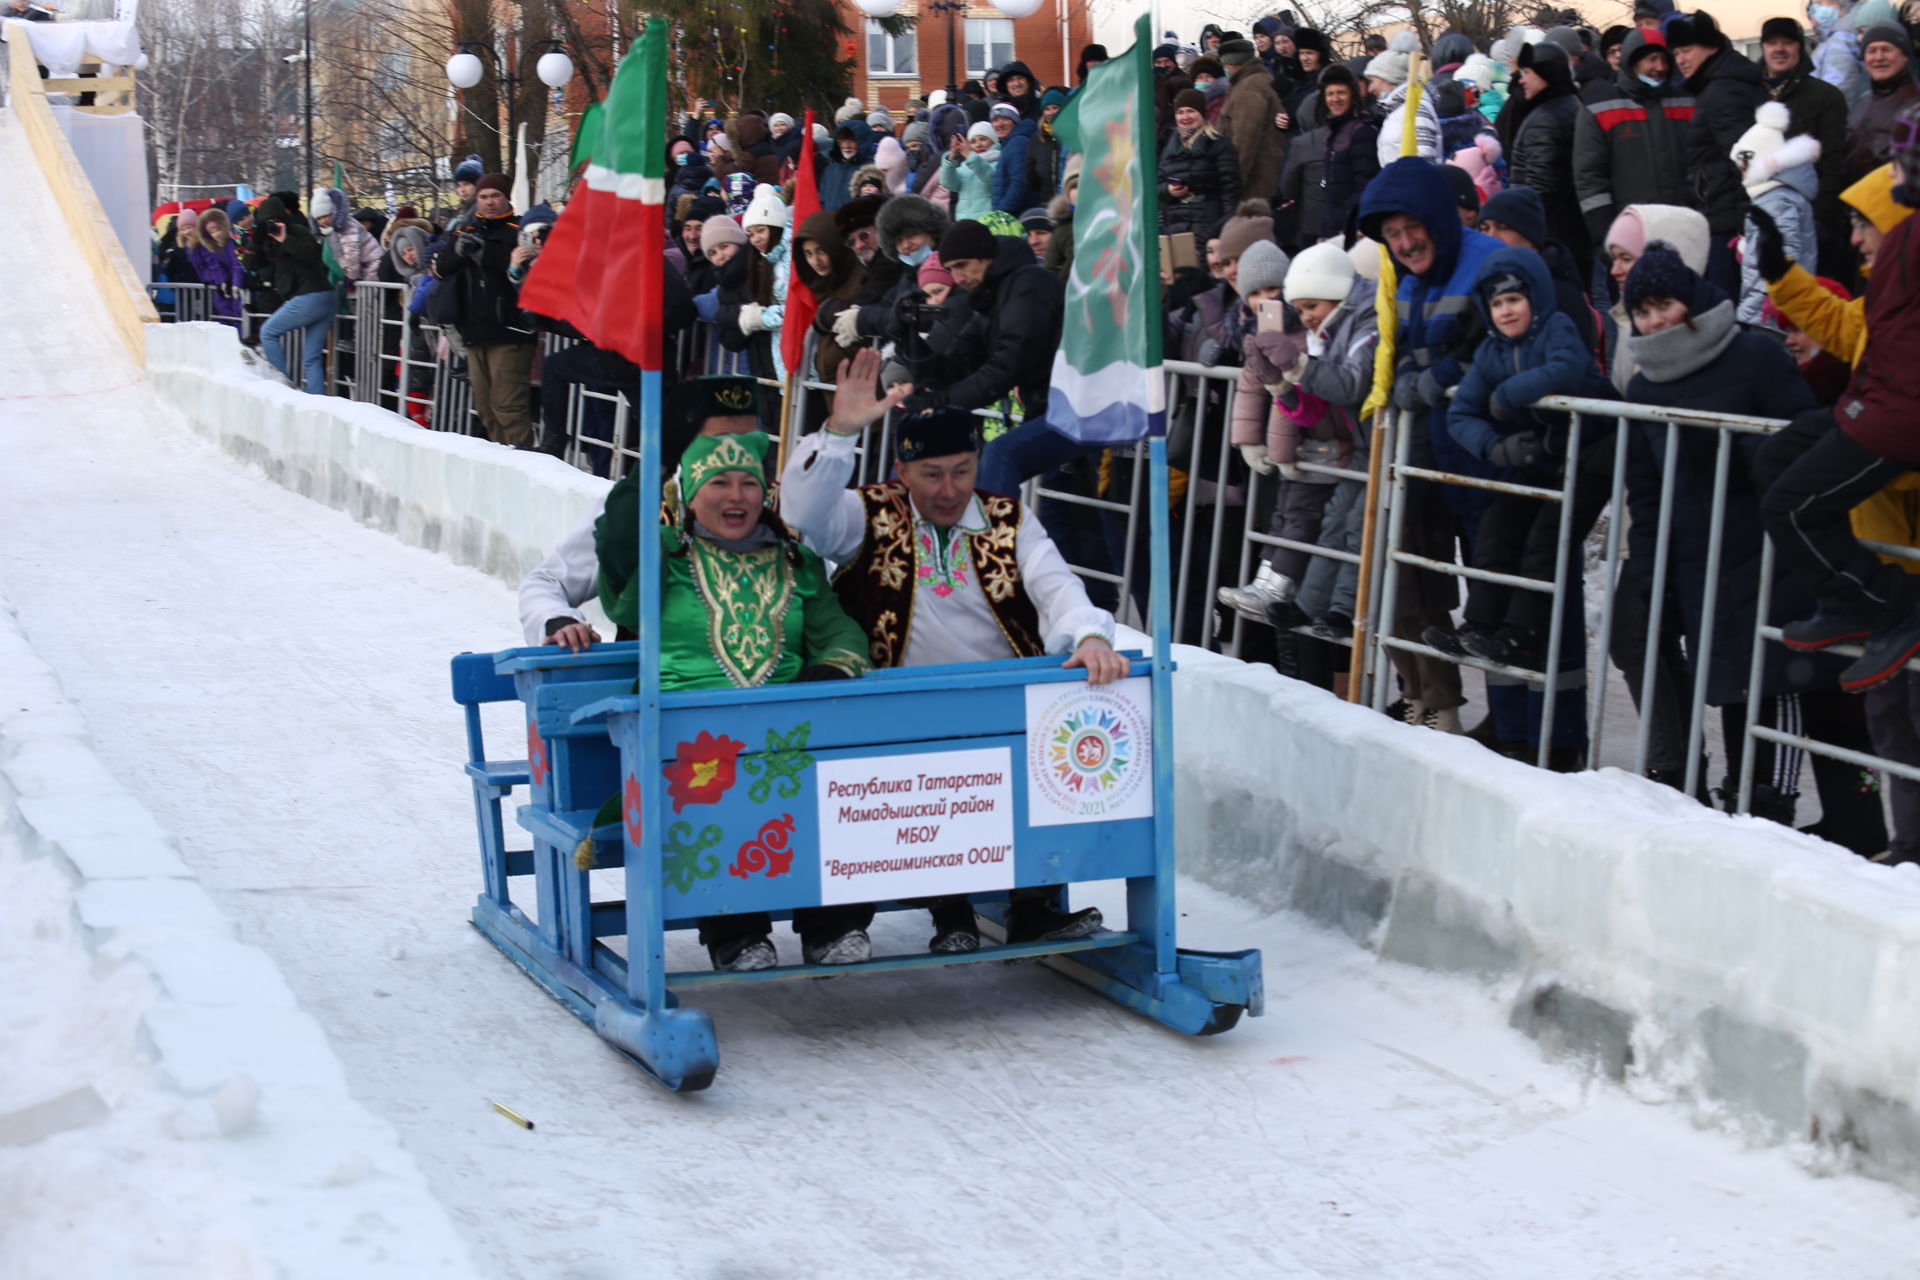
[840,2,1096,117]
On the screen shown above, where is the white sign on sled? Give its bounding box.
[814,745,1015,905]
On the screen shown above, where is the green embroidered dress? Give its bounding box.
[651,526,870,690]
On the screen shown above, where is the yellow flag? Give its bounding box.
[1360,55,1427,419]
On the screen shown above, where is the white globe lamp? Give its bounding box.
[852,0,902,15]
[536,50,574,88]
[446,51,485,89]
[990,0,1043,16]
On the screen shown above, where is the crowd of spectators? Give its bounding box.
[146,3,1920,863]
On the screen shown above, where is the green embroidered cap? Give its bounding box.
[679,430,771,502]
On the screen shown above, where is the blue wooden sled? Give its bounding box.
[450,361,1260,1091]
[453,645,1262,1090]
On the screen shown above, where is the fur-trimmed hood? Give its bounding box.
[380,215,433,247]
[874,193,952,259]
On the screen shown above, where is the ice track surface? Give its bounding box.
[4,127,1920,1280]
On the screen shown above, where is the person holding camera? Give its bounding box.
[245,193,336,394]
[430,173,537,448]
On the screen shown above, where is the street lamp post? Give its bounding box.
[303,0,313,198]
[926,0,964,98]
[445,37,574,175]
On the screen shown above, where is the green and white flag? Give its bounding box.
[1043,12,1163,444]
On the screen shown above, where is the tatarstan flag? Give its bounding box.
[518,18,665,371]
[1042,12,1162,444]
[779,108,820,378]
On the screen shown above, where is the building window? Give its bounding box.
[964,17,1013,77]
[867,19,916,77]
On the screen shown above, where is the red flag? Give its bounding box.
[780,108,820,379]
[519,22,666,371]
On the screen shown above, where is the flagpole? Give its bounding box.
[1346,52,1426,705]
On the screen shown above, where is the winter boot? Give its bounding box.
[1781,608,1882,652]
[1312,611,1353,642]
[1420,623,1469,657]
[1005,902,1104,944]
[927,900,982,954]
[1841,605,1920,693]
[801,927,872,965]
[709,935,777,972]
[1422,705,1464,734]
[1742,782,1800,827]
[1546,744,1588,773]
[1264,597,1311,631]
[1462,625,1546,670]
[1217,563,1297,619]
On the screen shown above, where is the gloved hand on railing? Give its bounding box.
[738,303,765,335]
[1391,368,1442,411]
[1277,461,1303,480]
[1244,331,1306,394]
[1747,206,1793,284]
[831,307,862,347]
[1239,443,1276,475]
[1487,431,1543,470]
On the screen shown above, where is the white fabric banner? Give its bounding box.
[0,16,144,75]
[52,105,150,284]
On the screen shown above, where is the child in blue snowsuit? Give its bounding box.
[1433,247,1615,756]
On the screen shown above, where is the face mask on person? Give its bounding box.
[900,244,932,267]
[1638,72,1666,86]
[1809,3,1839,29]
[675,152,690,166]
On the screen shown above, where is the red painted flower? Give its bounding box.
[728,814,796,880]
[526,719,549,787]
[662,731,747,813]
[623,774,644,846]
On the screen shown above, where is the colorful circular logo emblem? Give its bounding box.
[1028,685,1152,822]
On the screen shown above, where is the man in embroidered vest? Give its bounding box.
[779,348,1129,951]
[519,375,764,649]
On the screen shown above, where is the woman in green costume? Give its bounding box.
[594,431,876,971]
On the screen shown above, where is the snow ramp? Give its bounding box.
[0,104,477,1277]
[4,100,1920,1280]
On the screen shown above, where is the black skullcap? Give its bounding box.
[893,396,983,461]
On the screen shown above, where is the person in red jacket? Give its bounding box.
[1756,104,1920,693]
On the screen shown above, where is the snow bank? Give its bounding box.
[147,321,1920,1189]
[0,589,480,1277]
[147,322,609,586]
[1167,644,1920,1186]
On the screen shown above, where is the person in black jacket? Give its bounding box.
[998,60,1043,120]
[1757,18,1851,272]
[1669,11,1767,244]
[936,221,1063,421]
[1503,41,1593,268]
[1318,66,1380,240]
[1026,88,1069,201]
[429,174,536,447]
[246,194,336,394]
[1573,31,1696,251]
[1159,89,1243,234]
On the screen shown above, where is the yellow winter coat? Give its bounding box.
[1765,163,1920,573]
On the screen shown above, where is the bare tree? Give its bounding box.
[138,0,303,199]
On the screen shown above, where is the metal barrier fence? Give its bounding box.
[148,279,1920,840]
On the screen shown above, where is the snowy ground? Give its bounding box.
[5,118,1920,1279]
